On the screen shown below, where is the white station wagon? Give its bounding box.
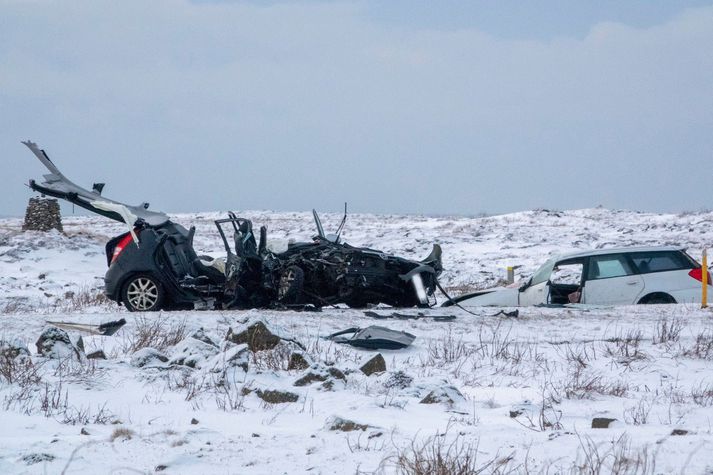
[445,246,711,307]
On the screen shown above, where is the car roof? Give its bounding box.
[555,246,686,261]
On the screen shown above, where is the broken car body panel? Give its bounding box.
[23,140,169,227]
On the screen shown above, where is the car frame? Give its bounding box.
[444,246,711,307]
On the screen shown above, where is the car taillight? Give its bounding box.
[111,234,135,264]
[688,268,712,284]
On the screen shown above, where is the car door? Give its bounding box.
[519,280,549,305]
[581,254,644,305]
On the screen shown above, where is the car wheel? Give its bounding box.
[122,274,165,312]
[639,293,676,305]
[278,266,304,304]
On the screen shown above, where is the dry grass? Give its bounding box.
[570,433,657,475]
[385,434,517,475]
[120,315,187,354]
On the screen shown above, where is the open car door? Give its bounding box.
[23,140,169,227]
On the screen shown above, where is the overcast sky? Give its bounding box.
[2,0,712,217]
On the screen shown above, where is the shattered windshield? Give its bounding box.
[530,257,556,286]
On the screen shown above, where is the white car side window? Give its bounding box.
[588,255,633,280]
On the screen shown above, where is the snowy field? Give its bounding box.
[1,208,713,474]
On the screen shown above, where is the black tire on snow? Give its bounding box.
[639,293,676,305]
[278,266,304,304]
[122,273,165,312]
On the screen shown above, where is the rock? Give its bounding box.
[671,429,689,436]
[168,337,220,369]
[287,352,311,371]
[256,389,300,404]
[591,417,617,429]
[205,344,249,383]
[72,335,85,353]
[190,328,218,348]
[226,319,281,352]
[294,364,346,387]
[130,348,169,368]
[384,371,413,389]
[22,453,56,465]
[190,418,199,425]
[80,428,90,435]
[0,339,30,360]
[22,198,63,232]
[326,416,370,432]
[360,354,386,376]
[86,350,106,360]
[35,327,81,359]
[419,385,465,407]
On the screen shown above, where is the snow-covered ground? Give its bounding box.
[1,208,713,473]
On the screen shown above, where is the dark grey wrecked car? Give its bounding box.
[24,141,442,311]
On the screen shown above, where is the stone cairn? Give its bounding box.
[22,198,63,232]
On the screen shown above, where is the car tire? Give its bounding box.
[639,293,676,305]
[122,274,165,312]
[278,266,304,304]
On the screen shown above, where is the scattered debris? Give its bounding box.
[327,326,416,350]
[45,318,127,336]
[364,311,456,322]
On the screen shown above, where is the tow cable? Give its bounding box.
[434,277,519,318]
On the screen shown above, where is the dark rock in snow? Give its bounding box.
[226,319,281,352]
[80,428,90,435]
[35,327,81,359]
[420,385,465,407]
[207,344,250,375]
[130,348,169,368]
[591,417,617,429]
[22,453,55,465]
[294,364,346,387]
[671,429,689,436]
[168,337,219,369]
[287,352,311,371]
[86,350,106,360]
[190,327,218,348]
[384,371,413,389]
[360,354,386,376]
[190,418,199,425]
[0,339,30,360]
[256,389,300,404]
[326,416,371,432]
